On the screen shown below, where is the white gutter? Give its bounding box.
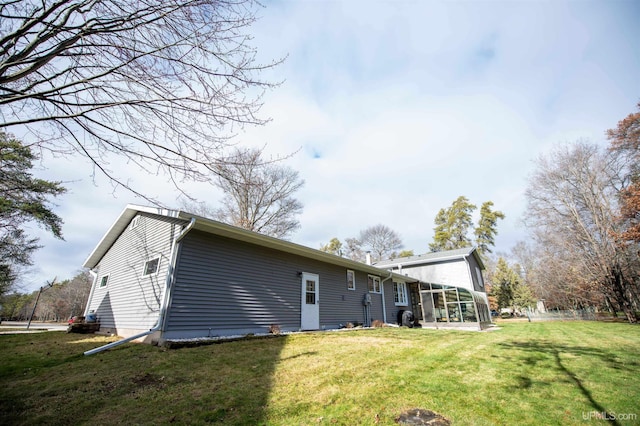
[84,218,196,356]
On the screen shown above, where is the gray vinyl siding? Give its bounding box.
[401,260,474,292]
[383,281,397,324]
[467,256,486,292]
[383,281,413,325]
[86,213,185,331]
[164,230,385,339]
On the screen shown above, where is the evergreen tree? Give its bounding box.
[490,257,535,313]
[429,196,505,255]
[475,201,506,256]
[429,196,476,252]
[513,281,536,311]
[320,238,343,256]
[491,257,520,311]
[0,133,66,296]
[397,250,415,258]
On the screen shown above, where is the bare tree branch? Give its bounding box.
[0,0,283,203]
[180,146,304,239]
[359,224,403,262]
[524,141,639,322]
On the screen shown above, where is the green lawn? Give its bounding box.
[1,322,639,425]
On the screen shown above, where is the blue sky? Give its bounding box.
[22,0,640,291]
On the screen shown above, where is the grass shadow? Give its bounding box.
[0,332,289,425]
[499,340,623,425]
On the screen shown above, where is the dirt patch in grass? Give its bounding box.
[132,372,166,389]
[396,408,451,425]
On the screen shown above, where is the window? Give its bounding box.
[130,215,140,229]
[475,267,484,290]
[143,258,160,276]
[99,274,109,287]
[346,270,355,291]
[305,279,316,304]
[393,282,408,306]
[368,275,381,293]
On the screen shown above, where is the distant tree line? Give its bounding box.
[0,271,91,322]
[487,103,640,323]
[319,197,504,264]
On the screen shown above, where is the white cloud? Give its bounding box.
[19,0,640,291]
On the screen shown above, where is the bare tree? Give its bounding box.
[607,101,640,243]
[181,147,304,239]
[358,224,403,262]
[524,141,639,322]
[343,237,363,262]
[0,1,281,201]
[526,230,604,311]
[32,270,92,321]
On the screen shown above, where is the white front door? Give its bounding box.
[301,273,320,330]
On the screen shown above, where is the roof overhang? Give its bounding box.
[83,205,418,283]
[83,205,185,269]
[375,247,485,271]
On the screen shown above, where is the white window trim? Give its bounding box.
[347,269,355,291]
[143,257,161,276]
[368,275,381,294]
[99,274,109,288]
[394,281,408,306]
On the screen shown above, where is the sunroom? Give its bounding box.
[418,282,492,330]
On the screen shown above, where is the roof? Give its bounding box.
[374,246,485,270]
[83,204,419,283]
[83,205,182,269]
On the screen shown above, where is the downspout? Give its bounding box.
[380,271,393,324]
[158,218,196,333]
[84,218,196,356]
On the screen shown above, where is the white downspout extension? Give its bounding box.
[84,218,196,356]
[381,272,393,324]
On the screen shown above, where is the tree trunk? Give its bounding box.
[604,295,618,318]
[610,265,638,324]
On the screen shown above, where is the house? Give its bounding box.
[82,206,491,350]
[374,247,492,329]
[82,205,424,345]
